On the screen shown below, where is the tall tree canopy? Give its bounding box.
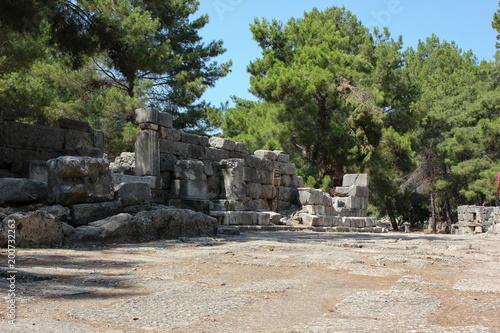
[0,0,231,153]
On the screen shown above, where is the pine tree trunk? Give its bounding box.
[430,192,437,233]
[387,208,398,231]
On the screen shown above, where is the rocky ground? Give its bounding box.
[0,230,499,332]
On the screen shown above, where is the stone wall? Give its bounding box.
[456,205,500,234]
[0,109,104,181]
[133,107,304,212]
[131,108,378,230]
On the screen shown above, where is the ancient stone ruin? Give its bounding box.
[0,107,382,248]
[455,205,500,234]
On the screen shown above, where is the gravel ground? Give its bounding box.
[0,231,499,332]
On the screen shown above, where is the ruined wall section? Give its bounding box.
[456,206,500,234]
[0,109,104,181]
[133,107,304,210]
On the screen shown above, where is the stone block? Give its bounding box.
[335,196,361,210]
[0,178,48,204]
[37,204,71,223]
[69,200,122,227]
[6,122,65,151]
[245,183,262,199]
[115,181,151,207]
[243,155,262,169]
[135,107,173,128]
[134,207,217,241]
[57,118,91,131]
[302,205,325,215]
[298,213,320,226]
[335,185,369,198]
[234,142,249,154]
[243,167,257,182]
[64,129,92,150]
[224,211,258,225]
[90,130,105,157]
[160,153,177,172]
[257,211,281,225]
[297,176,304,188]
[208,137,236,151]
[205,147,231,161]
[281,174,292,187]
[280,162,296,175]
[204,161,215,176]
[173,160,206,181]
[261,185,274,199]
[186,143,206,159]
[254,150,277,161]
[342,174,369,187]
[220,159,245,200]
[1,211,63,247]
[28,160,48,183]
[181,132,208,146]
[135,130,160,176]
[159,128,181,141]
[67,213,136,245]
[274,151,290,163]
[280,186,297,202]
[256,169,272,184]
[171,179,208,200]
[47,156,114,205]
[298,188,324,205]
[151,190,168,203]
[111,174,162,189]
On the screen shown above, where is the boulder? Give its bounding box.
[0,178,48,204]
[47,156,114,205]
[65,213,136,246]
[69,200,123,226]
[38,205,71,223]
[114,182,151,207]
[0,211,64,247]
[134,207,217,241]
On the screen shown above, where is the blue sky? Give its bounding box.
[196,0,499,107]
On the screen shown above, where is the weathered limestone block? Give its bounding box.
[204,161,215,176]
[181,132,209,146]
[136,130,160,176]
[298,213,320,226]
[220,159,245,201]
[160,153,177,172]
[38,205,71,223]
[205,147,231,161]
[302,205,326,215]
[234,142,249,154]
[245,182,262,199]
[186,143,206,159]
[66,213,137,246]
[280,162,296,175]
[1,211,63,247]
[135,107,173,128]
[171,179,208,200]
[0,178,48,204]
[280,186,297,202]
[335,196,361,210]
[222,211,259,225]
[255,169,271,184]
[298,188,324,206]
[243,155,262,169]
[64,129,92,151]
[173,160,206,181]
[47,156,114,205]
[297,176,305,188]
[69,200,122,226]
[273,151,290,163]
[5,122,65,151]
[254,150,277,161]
[261,184,274,199]
[57,118,91,131]
[281,174,292,187]
[335,185,369,198]
[115,182,151,207]
[258,211,281,225]
[160,127,181,141]
[90,129,105,157]
[343,173,369,187]
[134,207,217,241]
[244,198,270,211]
[208,137,237,151]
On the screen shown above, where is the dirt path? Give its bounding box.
[0,231,499,332]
